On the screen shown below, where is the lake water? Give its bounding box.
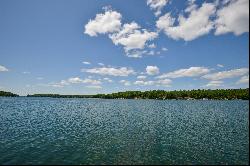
[0,97,249,165]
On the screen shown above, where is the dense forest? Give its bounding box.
[0,91,19,97]
[27,88,249,100]
[27,94,96,98]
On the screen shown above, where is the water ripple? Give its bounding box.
[0,97,248,165]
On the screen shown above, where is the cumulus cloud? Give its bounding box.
[0,65,8,72]
[185,0,198,13]
[124,50,147,58]
[147,0,169,16]
[68,77,83,84]
[98,63,105,66]
[134,79,172,87]
[83,61,91,65]
[109,22,158,56]
[86,85,102,89]
[120,80,131,86]
[82,66,135,76]
[48,83,64,88]
[82,78,102,85]
[84,10,122,36]
[68,77,102,85]
[134,80,154,86]
[202,68,249,80]
[146,66,160,75]
[156,79,172,87]
[205,80,223,87]
[217,64,224,68]
[84,8,159,58]
[156,2,216,41]
[236,75,249,84]
[49,77,102,88]
[157,67,210,79]
[215,0,249,35]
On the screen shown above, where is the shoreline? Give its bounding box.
[0,96,248,101]
[1,88,249,100]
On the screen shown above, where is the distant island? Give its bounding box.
[0,91,19,97]
[25,88,249,100]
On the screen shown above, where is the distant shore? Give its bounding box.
[1,89,249,100]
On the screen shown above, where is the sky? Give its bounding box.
[0,0,249,96]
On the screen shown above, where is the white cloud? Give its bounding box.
[68,77,83,84]
[205,80,223,87]
[60,80,70,86]
[156,79,172,87]
[84,10,122,36]
[185,0,198,13]
[134,80,154,86]
[236,75,249,84]
[85,9,158,58]
[46,77,102,88]
[102,5,112,11]
[137,75,147,80]
[44,82,65,88]
[22,71,30,74]
[82,66,135,76]
[147,0,169,16]
[98,63,105,66]
[146,66,160,75]
[215,0,249,35]
[83,61,91,65]
[54,77,102,86]
[82,78,102,85]
[120,80,131,86]
[0,65,8,72]
[217,64,224,68]
[157,67,210,79]
[147,50,155,55]
[50,84,64,88]
[103,77,113,83]
[86,85,102,89]
[202,68,249,80]
[134,79,172,87]
[156,2,216,41]
[124,50,147,58]
[162,47,168,51]
[109,22,158,55]
[148,43,156,48]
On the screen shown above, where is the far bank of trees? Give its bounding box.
[0,91,19,97]
[27,88,249,100]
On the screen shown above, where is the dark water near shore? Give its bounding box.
[0,97,249,165]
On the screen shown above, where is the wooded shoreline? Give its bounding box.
[1,89,248,100]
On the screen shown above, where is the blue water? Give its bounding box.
[0,97,249,165]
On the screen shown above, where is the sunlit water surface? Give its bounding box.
[0,97,249,165]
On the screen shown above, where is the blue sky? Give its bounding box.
[0,0,249,95]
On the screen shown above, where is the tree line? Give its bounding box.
[26,88,249,100]
[0,91,19,97]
